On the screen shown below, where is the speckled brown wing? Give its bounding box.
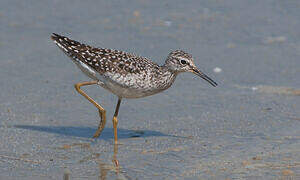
[51,33,158,76]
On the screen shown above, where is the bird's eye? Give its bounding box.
[180,60,187,65]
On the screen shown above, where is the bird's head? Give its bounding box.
[164,50,217,87]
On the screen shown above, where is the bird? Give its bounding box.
[50,33,217,143]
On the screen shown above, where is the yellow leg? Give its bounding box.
[74,81,106,138]
[113,143,119,168]
[113,98,122,143]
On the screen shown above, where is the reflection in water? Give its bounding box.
[98,143,130,180]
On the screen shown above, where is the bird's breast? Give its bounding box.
[97,71,176,99]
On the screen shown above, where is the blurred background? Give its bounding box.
[0,0,299,179]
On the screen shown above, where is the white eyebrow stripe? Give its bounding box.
[178,57,189,61]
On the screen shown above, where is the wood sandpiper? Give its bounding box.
[51,33,217,143]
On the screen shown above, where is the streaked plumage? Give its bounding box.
[51,33,217,143]
[51,33,196,98]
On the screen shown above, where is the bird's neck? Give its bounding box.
[157,66,178,90]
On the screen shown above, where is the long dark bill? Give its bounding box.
[192,68,218,87]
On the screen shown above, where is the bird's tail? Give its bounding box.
[51,33,82,55]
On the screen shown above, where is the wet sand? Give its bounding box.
[0,0,299,179]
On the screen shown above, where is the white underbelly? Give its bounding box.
[99,78,164,99]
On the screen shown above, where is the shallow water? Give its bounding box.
[0,0,299,179]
